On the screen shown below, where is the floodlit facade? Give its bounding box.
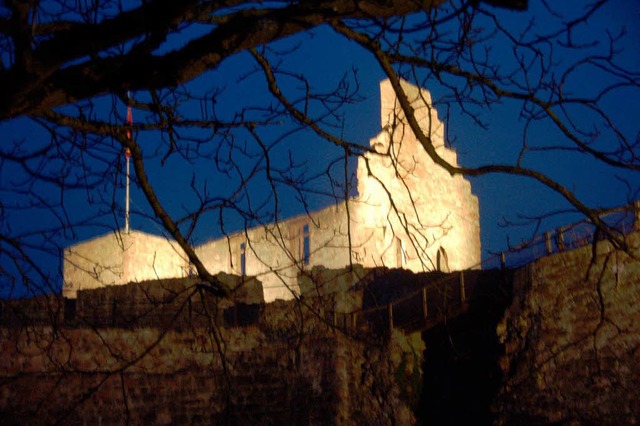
[63,79,481,301]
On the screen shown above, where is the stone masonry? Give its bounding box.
[0,271,425,425]
[495,232,640,424]
[3,229,639,424]
[62,79,481,302]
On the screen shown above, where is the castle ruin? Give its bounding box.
[63,79,481,302]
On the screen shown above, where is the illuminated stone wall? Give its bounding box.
[63,79,481,302]
[194,79,481,301]
[63,230,189,298]
[352,79,481,274]
[63,232,125,297]
[196,202,359,301]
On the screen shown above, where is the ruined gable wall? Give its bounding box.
[356,79,480,273]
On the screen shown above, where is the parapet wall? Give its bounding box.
[72,274,263,329]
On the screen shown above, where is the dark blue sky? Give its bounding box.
[1,0,638,296]
[157,0,638,253]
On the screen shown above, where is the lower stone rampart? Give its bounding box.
[495,232,640,425]
[6,233,637,425]
[0,284,423,425]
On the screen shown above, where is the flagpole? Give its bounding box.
[125,92,132,234]
[125,149,130,234]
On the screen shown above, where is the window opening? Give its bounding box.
[302,224,310,265]
[396,237,407,268]
[437,247,449,272]
[401,239,406,267]
[240,242,246,277]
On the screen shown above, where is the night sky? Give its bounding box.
[1,0,639,297]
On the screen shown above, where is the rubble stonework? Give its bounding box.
[63,79,481,302]
[2,232,639,423]
[0,290,424,425]
[495,232,640,424]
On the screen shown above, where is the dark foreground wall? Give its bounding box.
[2,234,638,425]
[495,232,640,425]
[0,296,423,425]
[417,233,640,426]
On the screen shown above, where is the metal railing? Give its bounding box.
[331,201,640,334]
[486,201,639,270]
[330,269,497,335]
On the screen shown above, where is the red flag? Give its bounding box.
[126,103,133,140]
[125,96,132,158]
